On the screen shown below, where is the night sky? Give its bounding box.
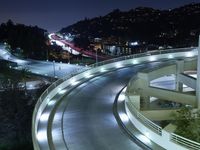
[0,0,200,32]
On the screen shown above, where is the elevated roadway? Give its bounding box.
[33,47,197,150]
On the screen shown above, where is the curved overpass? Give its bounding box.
[32,47,197,150]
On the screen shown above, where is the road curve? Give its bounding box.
[0,44,83,78]
[34,47,197,150]
[49,34,110,60]
[47,62,161,150]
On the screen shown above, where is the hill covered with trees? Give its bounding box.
[60,3,200,48]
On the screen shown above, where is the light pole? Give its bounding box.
[53,60,56,77]
[68,52,70,64]
[96,49,98,66]
[46,49,49,61]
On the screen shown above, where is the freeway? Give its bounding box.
[49,33,110,60]
[0,45,84,78]
[37,61,164,150]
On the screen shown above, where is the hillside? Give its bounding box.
[60,3,200,47]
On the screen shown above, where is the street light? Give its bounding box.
[53,60,56,77]
[96,49,98,66]
[46,49,49,61]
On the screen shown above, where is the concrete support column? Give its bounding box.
[176,60,184,92]
[141,95,150,110]
[196,35,200,109]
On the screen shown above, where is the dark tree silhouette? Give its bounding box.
[0,20,48,59]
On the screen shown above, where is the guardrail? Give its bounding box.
[126,96,162,135]
[92,47,196,67]
[171,133,200,150]
[32,46,198,150]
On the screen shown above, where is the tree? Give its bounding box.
[73,36,90,49]
[20,68,30,95]
[0,20,48,60]
[174,106,200,142]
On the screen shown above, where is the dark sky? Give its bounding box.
[0,0,200,32]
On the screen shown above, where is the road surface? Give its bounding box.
[37,61,163,150]
[49,33,110,60]
[0,45,84,78]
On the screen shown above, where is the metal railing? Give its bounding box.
[126,96,162,135]
[32,46,197,149]
[171,133,200,150]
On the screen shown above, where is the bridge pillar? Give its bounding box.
[196,35,200,109]
[176,60,184,92]
[141,95,150,110]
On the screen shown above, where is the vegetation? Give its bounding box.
[0,64,49,150]
[73,35,90,49]
[174,106,200,143]
[0,62,30,91]
[61,3,200,48]
[0,20,48,59]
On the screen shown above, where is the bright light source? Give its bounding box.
[122,87,127,92]
[48,100,56,106]
[187,52,194,57]
[183,84,188,88]
[116,63,122,68]
[58,89,67,94]
[40,113,49,122]
[130,41,138,46]
[55,41,65,47]
[37,131,47,142]
[48,33,54,39]
[149,56,156,61]
[138,135,151,144]
[118,94,125,102]
[71,81,80,86]
[100,68,106,72]
[85,73,93,78]
[15,59,27,64]
[144,132,150,138]
[58,88,61,92]
[132,60,138,64]
[168,54,173,59]
[189,74,197,78]
[46,97,50,103]
[70,79,79,86]
[70,79,75,84]
[119,112,129,123]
